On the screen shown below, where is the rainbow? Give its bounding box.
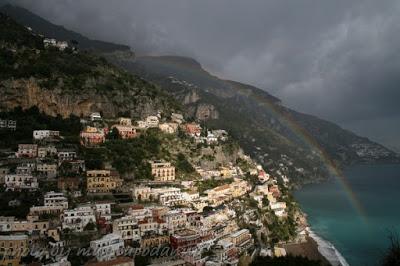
[144,56,368,223]
[229,81,369,224]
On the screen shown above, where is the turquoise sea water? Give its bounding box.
[294,164,400,266]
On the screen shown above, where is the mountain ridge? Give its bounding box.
[1,6,398,185]
[109,54,399,184]
[0,4,131,53]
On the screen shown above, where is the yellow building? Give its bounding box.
[86,170,123,193]
[0,234,28,266]
[150,161,175,182]
[140,235,170,249]
[118,117,132,126]
[11,220,49,235]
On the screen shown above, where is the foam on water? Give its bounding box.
[307,227,349,266]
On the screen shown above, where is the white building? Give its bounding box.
[90,233,124,262]
[57,151,77,163]
[0,119,16,130]
[270,202,287,217]
[0,216,15,232]
[159,123,178,134]
[15,166,32,175]
[112,216,140,241]
[135,120,147,129]
[5,174,38,191]
[94,202,112,221]
[44,191,68,209]
[90,112,102,121]
[163,210,187,233]
[159,191,186,207]
[38,146,57,158]
[145,116,159,128]
[62,206,96,232]
[43,38,69,50]
[33,130,60,140]
[206,131,218,144]
[36,163,58,179]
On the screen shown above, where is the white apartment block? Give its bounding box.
[33,130,60,140]
[36,163,58,178]
[270,202,287,217]
[135,120,147,129]
[94,202,112,221]
[62,206,96,232]
[57,151,77,163]
[0,119,16,130]
[15,166,32,175]
[112,216,140,241]
[38,146,57,158]
[90,233,124,262]
[90,112,102,121]
[145,116,159,128]
[159,191,186,207]
[163,210,187,233]
[44,191,68,209]
[5,174,38,191]
[0,216,15,232]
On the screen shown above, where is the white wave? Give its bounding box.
[307,227,350,266]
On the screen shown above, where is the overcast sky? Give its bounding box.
[15,0,400,150]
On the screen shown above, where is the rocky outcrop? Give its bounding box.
[0,78,172,118]
[183,90,200,105]
[195,103,219,121]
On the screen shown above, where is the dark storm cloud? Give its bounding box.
[13,0,400,148]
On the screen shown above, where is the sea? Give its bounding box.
[294,164,400,266]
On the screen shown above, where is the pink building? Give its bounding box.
[16,144,38,158]
[183,123,202,137]
[111,124,137,139]
[80,127,105,147]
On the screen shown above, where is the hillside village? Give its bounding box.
[0,109,314,266]
[0,13,325,266]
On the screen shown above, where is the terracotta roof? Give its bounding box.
[130,204,144,210]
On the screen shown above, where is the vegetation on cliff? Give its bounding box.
[0,106,80,148]
[0,12,180,118]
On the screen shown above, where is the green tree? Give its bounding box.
[176,153,194,173]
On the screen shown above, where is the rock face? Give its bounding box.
[195,103,219,121]
[0,78,172,119]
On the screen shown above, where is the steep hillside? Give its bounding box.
[108,55,399,184]
[0,13,179,119]
[0,4,131,53]
[1,7,398,185]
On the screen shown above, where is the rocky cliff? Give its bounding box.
[0,78,171,118]
[0,14,179,119]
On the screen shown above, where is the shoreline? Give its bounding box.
[307,227,349,266]
[283,229,349,266]
[284,236,330,266]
